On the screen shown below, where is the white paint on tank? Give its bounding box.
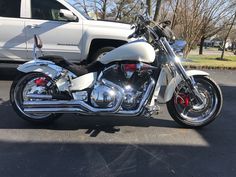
[98,40,155,64]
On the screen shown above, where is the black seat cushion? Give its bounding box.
[38,55,88,76]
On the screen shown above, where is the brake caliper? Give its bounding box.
[34,77,47,87]
[176,93,190,107]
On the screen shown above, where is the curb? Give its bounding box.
[183,64,236,70]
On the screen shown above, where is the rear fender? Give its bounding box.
[17,59,70,78]
[164,70,209,102]
[17,59,76,91]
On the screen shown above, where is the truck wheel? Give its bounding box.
[91,47,115,61]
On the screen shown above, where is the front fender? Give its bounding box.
[164,70,209,102]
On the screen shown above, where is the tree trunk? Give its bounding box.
[199,36,205,55]
[220,12,236,60]
[101,0,107,20]
[154,0,163,22]
[146,0,152,16]
[220,41,227,60]
[171,0,179,29]
[183,44,191,59]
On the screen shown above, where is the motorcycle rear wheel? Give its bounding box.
[10,72,62,124]
[167,76,223,128]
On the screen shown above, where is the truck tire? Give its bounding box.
[90,47,115,62]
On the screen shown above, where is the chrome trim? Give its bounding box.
[23,79,155,117]
[26,94,52,100]
[24,79,124,114]
[117,78,155,116]
[24,108,85,114]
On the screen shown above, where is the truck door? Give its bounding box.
[0,0,27,62]
[25,0,83,62]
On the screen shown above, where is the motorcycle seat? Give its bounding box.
[38,55,88,76]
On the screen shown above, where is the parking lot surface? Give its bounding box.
[0,69,236,177]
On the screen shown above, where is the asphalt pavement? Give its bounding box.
[0,68,236,177]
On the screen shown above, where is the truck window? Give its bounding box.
[31,0,70,21]
[0,0,21,18]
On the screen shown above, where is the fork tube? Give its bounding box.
[160,38,203,104]
[159,38,193,84]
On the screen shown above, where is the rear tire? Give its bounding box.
[167,76,223,128]
[10,72,62,124]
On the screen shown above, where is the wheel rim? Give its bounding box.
[14,75,51,119]
[174,78,218,125]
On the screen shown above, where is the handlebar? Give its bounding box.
[128,14,174,42]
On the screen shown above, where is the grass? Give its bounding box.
[182,54,236,69]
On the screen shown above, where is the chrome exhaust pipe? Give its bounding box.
[24,107,85,114]
[24,100,82,108]
[26,94,52,100]
[23,79,155,116]
[23,79,124,114]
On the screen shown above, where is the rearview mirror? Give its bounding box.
[59,9,78,22]
[172,40,187,52]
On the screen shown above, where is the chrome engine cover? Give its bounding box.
[122,85,141,110]
[90,83,117,108]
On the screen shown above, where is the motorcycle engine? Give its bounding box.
[90,84,116,108]
[90,63,153,110]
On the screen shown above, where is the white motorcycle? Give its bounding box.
[10,11,222,128]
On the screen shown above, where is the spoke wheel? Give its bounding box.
[167,76,223,128]
[10,73,62,124]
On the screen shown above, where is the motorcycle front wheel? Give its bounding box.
[167,75,223,128]
[10,72,62,124]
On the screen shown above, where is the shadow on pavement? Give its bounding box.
[0,81,236,176]
[0,100,179,132]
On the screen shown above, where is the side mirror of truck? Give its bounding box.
[59,9,78,22]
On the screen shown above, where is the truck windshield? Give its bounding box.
[66,0,92,20]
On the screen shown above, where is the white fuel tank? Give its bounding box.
[98,40,156,64]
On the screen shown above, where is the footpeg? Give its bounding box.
[142,105,160,117]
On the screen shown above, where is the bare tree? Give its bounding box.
[175,0,206,57]
[153,0,163,22]
[146,0,164,22]
[198,0,236,55]
[112,0,140,22]
[220,11,236,60]
[171,0,180,29]
[146,0,152,16]
[94,0,110,19]
[229,29,236,52]
[170,0,236,57]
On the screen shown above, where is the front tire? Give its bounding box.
[167,76,223,128]
[10,72,62,124]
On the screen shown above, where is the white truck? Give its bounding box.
[0,0,132,63]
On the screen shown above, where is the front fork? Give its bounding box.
[175,62,204,104]
[160,38,204,104]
